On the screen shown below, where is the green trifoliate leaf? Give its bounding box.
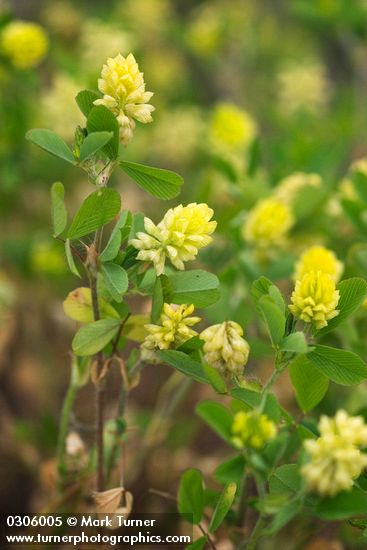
[72,318,121,356]
[178,469,204,525]
[120,160,183,200]
[79,131,113,162]
[101,263,128,303]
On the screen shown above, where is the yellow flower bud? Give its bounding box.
[94,53,154,145]
[242,198,293,250]
[302,410,367,496]
[130,203,216,275]
[289,270,340,330]
[200,321,250,377]
[2,21,48,69]
[142,303,200,351]
[293,245,343,282]
[231,410,277,450]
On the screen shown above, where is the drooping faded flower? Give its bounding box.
[200,321,250,377]
[293,245,343,283]
[289,270,340,330]
[130,203,217,276]
[94,53,154,145]
[2,21,48,69]
[232,410,277,450]
[142,303,200,352]
[242,198,294,250]
[301,410,367,496]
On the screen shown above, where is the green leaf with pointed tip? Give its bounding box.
[79,131,113,162]
[185,536,207,550]
[75,89,101,117]
[279,332,308,354]
[68,188,121,240]
[178,469,204,524]
[65,239,81,278]
[50,182,67,237]
[209,482,237,533]
[72,318,121,356]
[165,270,220,308]
[202,364,227,394]
[308,344,367,385]
[196,400,233,443]
[87,105,119,159]
[315,487,367,520]
[100,210,129,262]
[101,263,128,302]
[317,278,367,336]
[214,455,246,485]
[289,354,329,412]
[159,350,208,384]
[120,160,183,200]
[26,129,75,164]
[151,276,163,323]
[257,295,286,345]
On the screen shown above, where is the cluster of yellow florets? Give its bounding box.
[130,203,217,276]
[289,270,340,330]
[200,321,250,377]
[302,410,367,496]
[209,103,257,151]
[94,53,154,145]
[142,304,200,352]
[2,21,48,69]
[293,245,343,283]
[242,198,294,251]
[232,410,277,450]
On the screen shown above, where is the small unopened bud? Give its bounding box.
[200,321,250,377]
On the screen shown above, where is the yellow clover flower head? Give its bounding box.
[293,245,343,283]
[130,203,217,276]
[94,53,154,145]
[200,321,250,377]
[301,410,367,496]
[232,410,277,450]
[142,303,200,352]
[210,103,257,151]
[2,21,48,69]
[289,270,340,330]
[242,198,294,250]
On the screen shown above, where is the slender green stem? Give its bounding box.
[57,381,78,485]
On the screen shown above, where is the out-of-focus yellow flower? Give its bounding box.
[40,74,84,141]
[277,63,330,116]
[275,172,322,204]
[210,103,257,152]
[130,203,217,276]
[31,241,65,276]
[94,53,154,145]
[80,20,132,74]
[319,410,367,447]
[2,21,48,69]
[293,245,343,283]
[121,0,172,34]
[200,321,250,377]
[302,410,367,496]
[350,157,367,177]
[289,270,340,330]
[186,4,222,57]
[42,1,81,40]
[142,304,200,351]
[232,410,277,450]
[242,198,294,250]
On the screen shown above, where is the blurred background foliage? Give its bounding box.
[2,0,367,545]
